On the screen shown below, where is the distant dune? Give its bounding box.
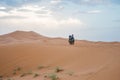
[0,31,120,80]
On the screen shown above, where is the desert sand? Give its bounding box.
[0,31,120,80]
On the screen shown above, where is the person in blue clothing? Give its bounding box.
[69,34,75,45]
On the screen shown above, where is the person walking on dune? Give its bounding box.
[69,34,75,45]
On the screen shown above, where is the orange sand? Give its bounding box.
[0,31,120,80]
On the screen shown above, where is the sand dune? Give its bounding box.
[0,31,120,80]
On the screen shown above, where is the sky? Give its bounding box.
[0,0,120,41]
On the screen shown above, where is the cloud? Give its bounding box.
[76,10,102,14]
[87,10,101,14]
[59,18,83,26]
[0,15,26,19]
[0,5,83,29]
[0,0,120,8]
[0,6,6,9]
[50,0,61,5]
[0,0,42,7]
[0,16,83,28]
[0,5,53,19]
[65,0,106,5]
[66,0,120,5]
[58,6,64,9]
